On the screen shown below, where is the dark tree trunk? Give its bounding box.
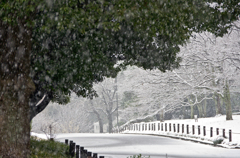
[191,106,194,119]
[203,99,207,118]
[224,81,233,120]
[156,113,160,121]
[197,104,203,118]
[107,113,113,133]
[215,94,223,115]
[29,90,53,122]
[160,108,164,122]
[99,119,103,133]
[93,110,103,133]
[0,19,35,158]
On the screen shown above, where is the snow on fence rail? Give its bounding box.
[65,139,104,158]
[117,121,233,142]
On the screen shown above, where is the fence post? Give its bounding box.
[210,127,213,137]
[169,123,171,132]
[177,124,180,133]
[229,130,232,142]
[182,124,184,134]
[223,129,225,138]
[87,152,92,158]
[187,125,189,134]
[93,153,98,158]
[161,123,163,131]
[80,147,84,158]
[65,139,68,145]
[203,126,206,136]
[165,123,167,132]
[76,145,80,158]
[173,124,176,132]
[158,123,160,131]
[192,125,195,135]
[69,141,73,157]
[73,143,76,157]
[84,150,88,158]
[216,128,219,135]
[198,125,200,135]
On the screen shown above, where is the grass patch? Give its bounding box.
[30,137,70,158]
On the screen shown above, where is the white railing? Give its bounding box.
[116,121,233,143]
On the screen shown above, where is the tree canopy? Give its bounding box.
[29,0,240,120]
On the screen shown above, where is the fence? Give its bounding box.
[120,121,233,142]
[65,139,104,158]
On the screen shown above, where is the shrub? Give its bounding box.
[213,137,224,146]
[30,137,70,158]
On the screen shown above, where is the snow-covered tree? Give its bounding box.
[175,21,240,120]
[118,21,240,124]
[85,78,120,133]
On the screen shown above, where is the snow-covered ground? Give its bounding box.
[31,132,49,140]
[56,133,240,158]
[31,115,240,158]
[123,115,240,149]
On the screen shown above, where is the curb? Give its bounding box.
[123,132,237,149]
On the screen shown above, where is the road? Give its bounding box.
[56,133,240,158]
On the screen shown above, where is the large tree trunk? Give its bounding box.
[0,20,35,157]
[224,81,233,120]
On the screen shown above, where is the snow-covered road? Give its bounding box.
[56,133,240,158]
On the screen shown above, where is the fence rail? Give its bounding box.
[118,121,233,142]
[65,139,104,158]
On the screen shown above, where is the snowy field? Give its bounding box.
[123,115,240,149]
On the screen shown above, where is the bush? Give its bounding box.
[30,137,70,158]
[213,136,224,146]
